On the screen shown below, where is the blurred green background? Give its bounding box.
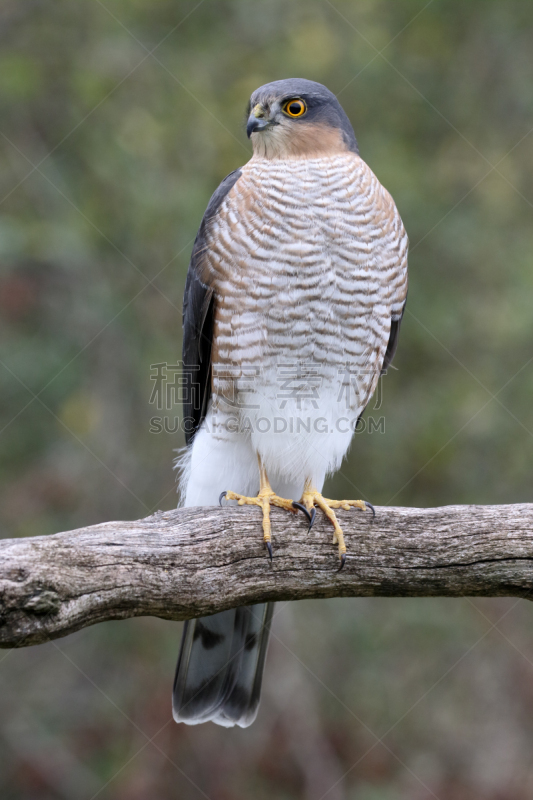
[2,0,533,797]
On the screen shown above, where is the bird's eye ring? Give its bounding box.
[283,98,307,118]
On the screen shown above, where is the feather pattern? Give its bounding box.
[173,137,407,728]
[203,153,408,487]
[173,604,273,728]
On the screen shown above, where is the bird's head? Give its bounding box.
[246,78,358,160]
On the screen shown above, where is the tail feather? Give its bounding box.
[173,603,273,728]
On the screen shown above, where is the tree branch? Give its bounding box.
[1,503,533,648]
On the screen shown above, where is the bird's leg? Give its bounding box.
[298,479,375,570]
[219,456,299,561]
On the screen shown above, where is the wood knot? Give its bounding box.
[23,590,61,615]
[2,568,29,583]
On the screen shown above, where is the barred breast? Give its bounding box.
[203,153,408,483]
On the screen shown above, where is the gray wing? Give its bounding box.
[382,299,406,375]
[182,168,242,445]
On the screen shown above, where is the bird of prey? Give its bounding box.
[172,79,408,728]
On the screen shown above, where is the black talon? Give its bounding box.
[266,541,273,562]
[219,491,227,507]
[307,506,317,532]
[365,501,376,518]
[292,501,312,524]
[338,553,346,572]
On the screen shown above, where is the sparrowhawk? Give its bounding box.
[172,78,408,728]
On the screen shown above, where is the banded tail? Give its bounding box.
[172,603,273,727]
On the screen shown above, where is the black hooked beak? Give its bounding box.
[247,104,271,138]
[246,114,271,138]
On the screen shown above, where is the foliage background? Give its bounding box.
[1,1,533,797]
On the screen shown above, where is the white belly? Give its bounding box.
[210,353,370,489]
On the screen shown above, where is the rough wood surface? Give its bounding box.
[1,503,533,648]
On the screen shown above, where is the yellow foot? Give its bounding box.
[295,488,375,570]
[219,488,296,561]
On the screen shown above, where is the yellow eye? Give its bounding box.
[283,98,306,118]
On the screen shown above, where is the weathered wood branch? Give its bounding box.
[1,503,533,648]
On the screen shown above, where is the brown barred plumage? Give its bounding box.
[173,79,408,729]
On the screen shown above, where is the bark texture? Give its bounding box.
[1,503,533,648]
